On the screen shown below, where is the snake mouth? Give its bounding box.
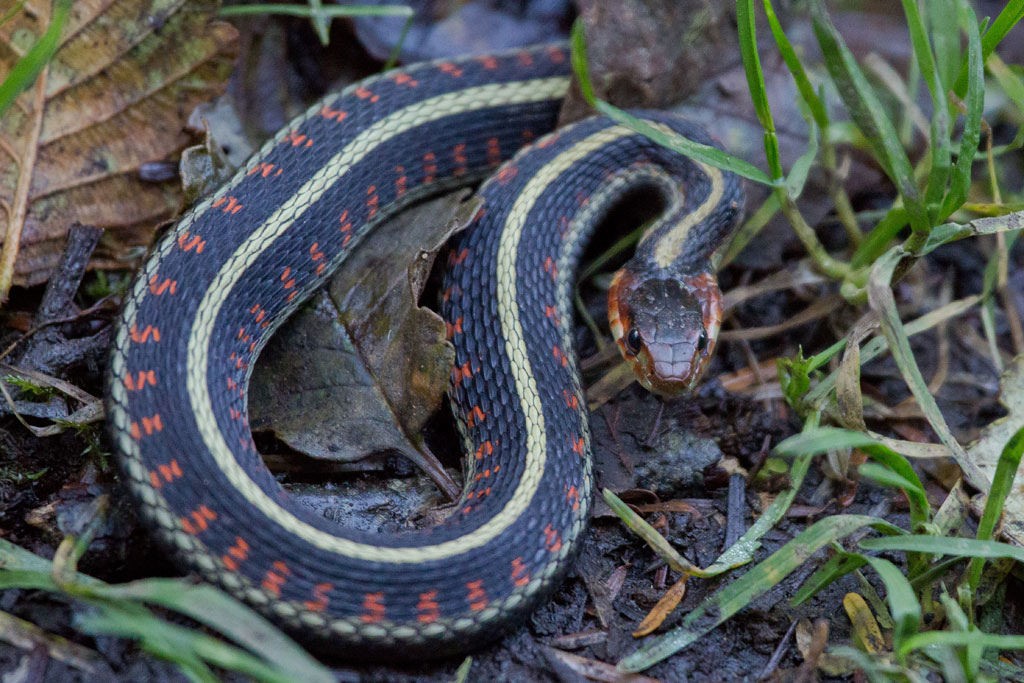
[645,344,712,394]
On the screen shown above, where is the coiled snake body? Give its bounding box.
[106,43,742,655]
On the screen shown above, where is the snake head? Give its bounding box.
[608,267,723,396]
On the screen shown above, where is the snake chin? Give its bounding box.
[608,267,722,396]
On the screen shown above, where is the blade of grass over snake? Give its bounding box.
[868,248,968,462]
[569,20,774,186]
[617,515,904,672]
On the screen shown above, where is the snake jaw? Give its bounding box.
[608,267,723,396]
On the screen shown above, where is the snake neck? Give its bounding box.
[629,124,744,276]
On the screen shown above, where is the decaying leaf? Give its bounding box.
[250,193,479,500]
[964,354,1024,546]
[795,618,855,677]
[632,575,687,637]
[0,0,238,297]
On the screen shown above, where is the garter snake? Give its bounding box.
[106,43,742,656]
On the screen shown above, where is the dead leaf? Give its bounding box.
[250,194,479,501]
[0,0,238,297]
[632,575,687,637]
[795,618,854,677]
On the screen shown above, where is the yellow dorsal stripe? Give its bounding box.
[651,161,725,269]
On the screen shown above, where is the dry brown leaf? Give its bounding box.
[632,575,687,637]
[0,0,238,297]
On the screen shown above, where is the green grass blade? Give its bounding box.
[78,605,295,683]
[617,515,903,672]
[810,2,928,237]
[704,451,814,572]
[595,102,774,184]
[988,52,1024,110]
[569,20,774,186]
[979,0,1024,58]
[1,2,25,27]
[868,248,968,462]
[307,0,329,44]
[922,211,1024,256]
[762,0,828,129]
[938,3,984,220]
[737,0,782,179]
[862,556,921,659]
[853,206,909,268]
[926,0,963,90]
[900,0,951,209]
[0,568,61,591]
[93,579,331,683]
[717,192,781,268]
[790,550,868,606]
[857,463,930,531]
[0,538,332,683]
[901,629,1024,659]
[967,426,1024,592]
[805,295,980,406]
[786,119,819,199]
[952,0,1024,96]
[861,535,1024,562]
[0,0,72,119]
[775,427,929,529]
[602,488,706,576]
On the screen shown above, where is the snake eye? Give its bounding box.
[625,328,643,355]
[696,329,709,353]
